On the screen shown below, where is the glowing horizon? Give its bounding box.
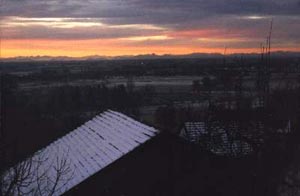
[1,0,300,58]
[2,37,300,58]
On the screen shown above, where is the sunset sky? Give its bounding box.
[1,0,300,58]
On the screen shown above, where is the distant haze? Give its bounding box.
[2,51,299,62]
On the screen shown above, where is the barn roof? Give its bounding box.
[4,110,159,196]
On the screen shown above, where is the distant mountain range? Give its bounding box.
[1,51,300,62]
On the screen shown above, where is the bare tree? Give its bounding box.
[1,73,73,196]
[1,148,73,196]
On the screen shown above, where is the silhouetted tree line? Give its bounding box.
[4,57,299,84]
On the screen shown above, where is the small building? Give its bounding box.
[179,121,264,157]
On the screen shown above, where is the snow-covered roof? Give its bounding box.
[180,121,263,157]
[180,122,207,143]
[3,110,159,196]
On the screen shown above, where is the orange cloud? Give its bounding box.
[167,28,252,40]
[168,29,221,38]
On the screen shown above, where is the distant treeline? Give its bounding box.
[1,74,155,159]
[1,57,299,83]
